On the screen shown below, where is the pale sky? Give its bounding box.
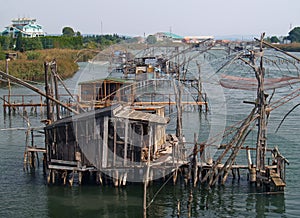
[1,0,299,38]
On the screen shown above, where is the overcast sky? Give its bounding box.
[1,0,299,37]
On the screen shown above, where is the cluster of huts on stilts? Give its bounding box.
[1,36,296,195]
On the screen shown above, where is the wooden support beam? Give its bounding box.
[113,119,117,167]
[124,119,129,166]
[102,116,109,168]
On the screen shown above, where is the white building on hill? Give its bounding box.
[1,18,45,38]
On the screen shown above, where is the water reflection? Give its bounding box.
[147,181,286,217]
[47,186,143,218]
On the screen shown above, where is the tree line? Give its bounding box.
[0,26,126,54]
[266,27,300,44]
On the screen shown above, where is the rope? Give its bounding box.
[146,169,177,209]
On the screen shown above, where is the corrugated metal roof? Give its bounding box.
[113,106,169,124]
[45,104,169,129]
[79,77,134,85]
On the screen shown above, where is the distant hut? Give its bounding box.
[79,77,135,106]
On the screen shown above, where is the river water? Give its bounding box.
[0,55,300,217]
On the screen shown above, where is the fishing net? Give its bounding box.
[220,74,300,90]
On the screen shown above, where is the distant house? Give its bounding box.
[1,18,45,38]
[183,36,214,44]
[155,32,184,43]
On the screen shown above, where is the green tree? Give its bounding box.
[22,38,43,50]
[62,27,75,36]
[270,36,280,43]
[15,32,24,51]
[0,36,13,50]
[146,35,157,44]
[40,36,54,49]
[288,27,300,42]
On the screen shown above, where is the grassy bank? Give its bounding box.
[0,49,95,81]
[274,43,300,52]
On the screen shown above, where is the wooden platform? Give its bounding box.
[270,170,286,187]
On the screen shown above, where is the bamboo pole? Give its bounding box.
[201,106,257,184]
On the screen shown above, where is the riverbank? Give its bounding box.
[0,41,191,82]
[0,49,96,81]
[274,42,300,52]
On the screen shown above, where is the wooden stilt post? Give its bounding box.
[173,168,178,185]
[113,170,119,187]
[47,170,51,184]
[187,189,193,218]
[193,133,198,187]
[177,199,181,217]
[102,117,108,168]
[113,119,117,167]
[69,171,74,186]
[62,171,67,185]
[122,172,127,186]
[124,119,128,167]
[143,125,152,218]
[97,171,103,185]
[79,172,83,185]
[52,170,56,184]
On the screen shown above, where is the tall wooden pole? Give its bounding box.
[196,61,202,111]
[255,33,267,178]
[143,125,152,218]
[44,62,51,121]
[50,60,60,120]
[173,79,183,140]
